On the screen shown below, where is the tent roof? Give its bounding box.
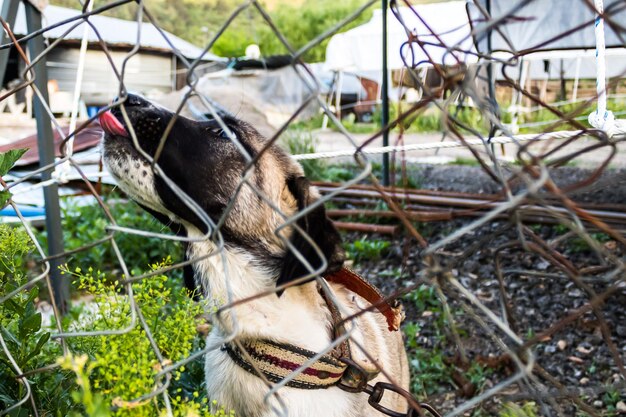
[3,2,224,61]
[325,2,476,71]
[468,0,626,54]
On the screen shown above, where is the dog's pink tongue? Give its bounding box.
[99,110,128,137]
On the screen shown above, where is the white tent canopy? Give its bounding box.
[468,0,626,81]
[468,0,626,53]
[325,1,476,72]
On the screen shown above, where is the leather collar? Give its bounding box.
[224,267,403,389]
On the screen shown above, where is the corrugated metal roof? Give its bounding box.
[3,1,224,61]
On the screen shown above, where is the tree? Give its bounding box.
[213,0,373,61]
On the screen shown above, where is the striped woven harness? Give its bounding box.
[223,268,403,390]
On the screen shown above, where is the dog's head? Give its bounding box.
[100,94,344,290]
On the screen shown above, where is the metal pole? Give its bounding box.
[0,0,20,84]
[24,2,68,314]
[559,58,566,101]
[486,0,495,103]
[336,70,343,121]
[485,0,500,159]
[572,56,581,101]
[381,0,390,186]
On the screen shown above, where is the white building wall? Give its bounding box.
[46,47,173,106]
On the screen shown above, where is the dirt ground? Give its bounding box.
[340,163,625,415]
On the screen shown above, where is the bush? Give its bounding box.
[55,261,220,417]
[0,223,227,416]
[212,0,374,61]
[0,225,54,412]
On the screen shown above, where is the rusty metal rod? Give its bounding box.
[332,221,399,235]
[319,186,626,226]
[326,203,626,233]
[316,181,626,212]
[315,181,502,200]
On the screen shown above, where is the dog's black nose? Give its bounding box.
[126,93,146,107]
[113,93,147,108]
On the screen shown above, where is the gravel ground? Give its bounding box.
[340,164,626,415]
[406,164,626,205]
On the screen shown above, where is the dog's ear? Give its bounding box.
[276,176,345,291]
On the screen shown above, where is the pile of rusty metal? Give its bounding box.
[316,182,626,235]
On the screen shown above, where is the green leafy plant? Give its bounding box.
[499,402,539,417]
[404,284,440,315]
[0,225,79,415]
[0,148,28,208]
[0,224,53,411]
[465,362,492,393]
[0,221,228,416]
[566,232,611,254]
[281,130,327,180]
[403,284,493,402]
[402,284,455,398]
[56,354,110,417]
[603,388,622,416]
[343,238,390,263]
[56,260,222,416]
[403,321,454,398]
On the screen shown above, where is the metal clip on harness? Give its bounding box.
[338,358,442,417]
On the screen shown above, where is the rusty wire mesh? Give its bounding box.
[1,0,625,416]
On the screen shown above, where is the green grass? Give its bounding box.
[452,157,481,167]
[344,238,391,263]
[288,97,626,138]
[402,284,495,400]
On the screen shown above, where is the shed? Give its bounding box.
[1,2,225,108]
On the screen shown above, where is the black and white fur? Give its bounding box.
[101,94,409,417]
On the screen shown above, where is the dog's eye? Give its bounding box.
[211,127,232,139]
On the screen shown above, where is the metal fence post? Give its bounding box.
[381,0,390,186]
[0,0,19,82]
[24,1,68,314]
[486,0,496,110]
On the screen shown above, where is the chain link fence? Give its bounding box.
[1,0,625,416]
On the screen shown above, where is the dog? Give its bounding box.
[100,94,410,417]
